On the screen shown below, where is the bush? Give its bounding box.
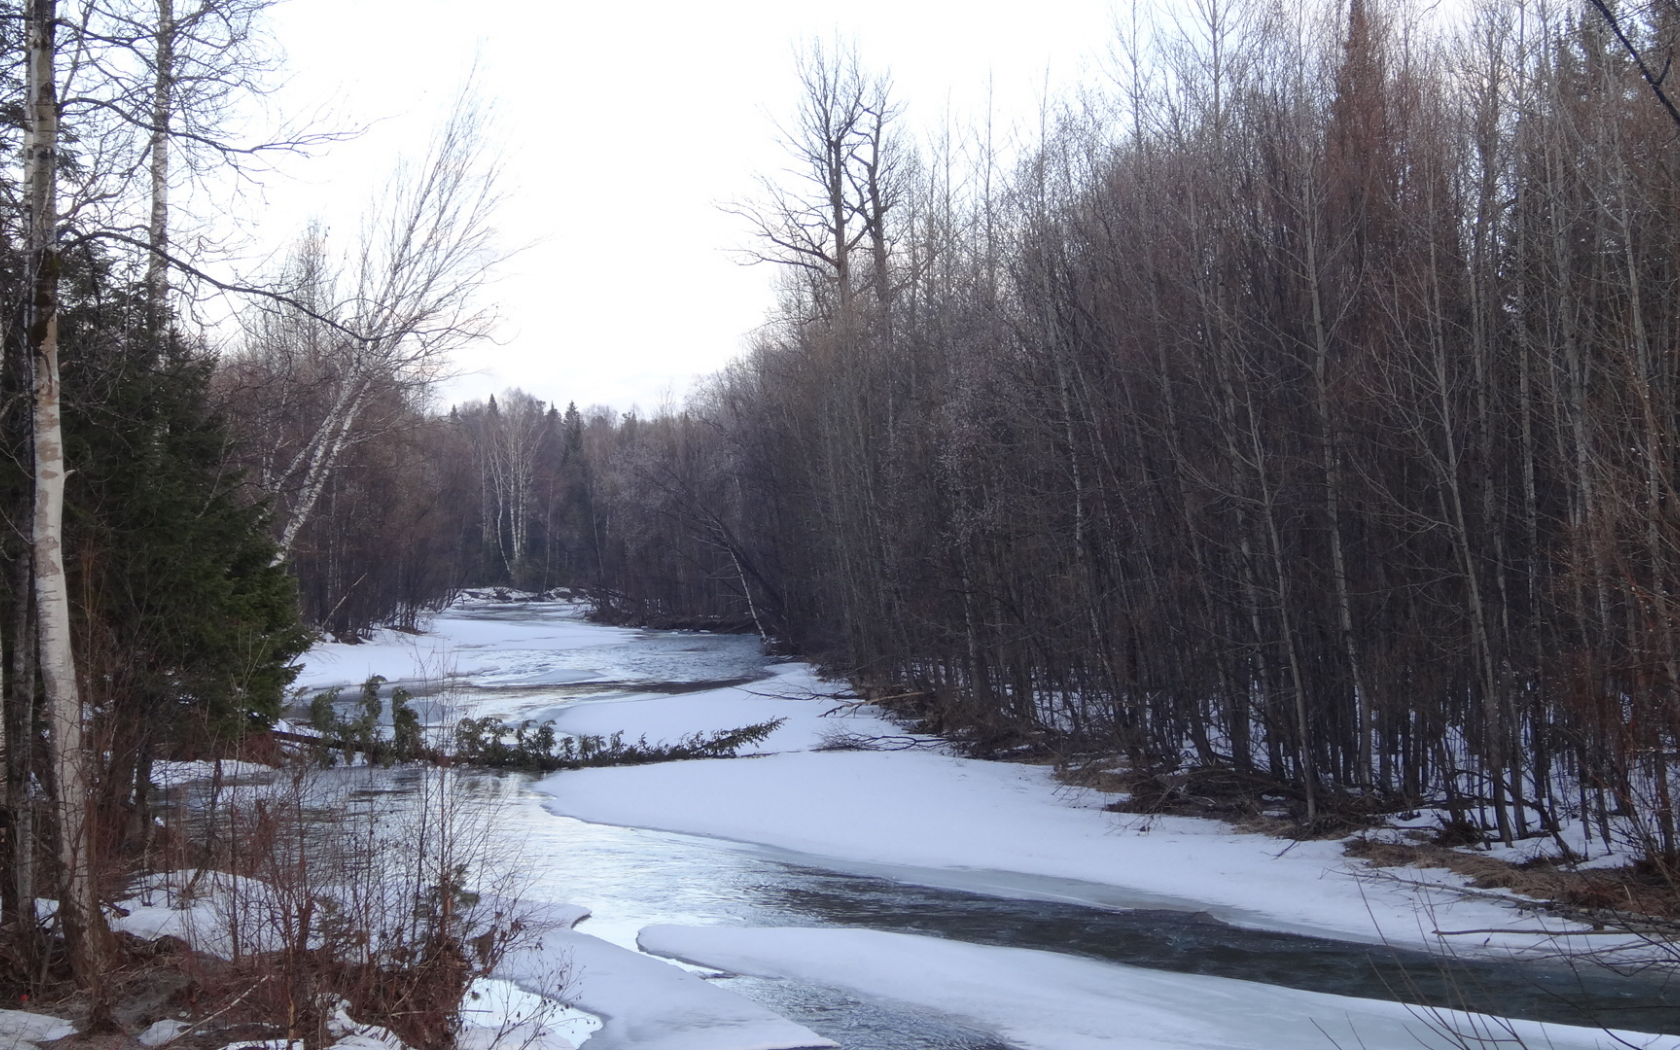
[307,677,433,767]
[451,717,785,772]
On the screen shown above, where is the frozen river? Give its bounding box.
[293,599,1680,1050]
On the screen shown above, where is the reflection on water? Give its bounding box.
[290,607,1680,1048]
[713,975,1017,1050]
[481,778,1680,1039]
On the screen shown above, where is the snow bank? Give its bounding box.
[496,917,834,1050]
[537,738,1582,952]
[460,978,589,1050]
[113,870,298,959]
[640,924,1679,1050]
[549,663,879,755]
[0,1010,76,1049]
[296,602,637,691]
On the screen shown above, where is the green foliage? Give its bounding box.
[309,688,341,735]
[49,243,311,753]
[391,688,423,758]
[452,716,785,772]
[308,676,430,766]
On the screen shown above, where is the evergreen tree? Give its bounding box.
[55,244,308,845]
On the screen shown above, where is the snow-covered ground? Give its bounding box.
[533,660,1592,955]
[273,599,1678,1050]
[0,1009,76,1049]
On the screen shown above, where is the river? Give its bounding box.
[296,599,1680,1050]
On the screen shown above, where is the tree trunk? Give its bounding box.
[147,0,174,325]
[26,0,113,1002]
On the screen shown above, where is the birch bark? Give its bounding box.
[147,0,174,321]
[25,0,112,993]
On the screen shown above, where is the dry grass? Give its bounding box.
[1344,837,1680,925]
[1054,756,1680,929]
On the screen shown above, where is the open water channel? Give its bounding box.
[293,604,1680,1049]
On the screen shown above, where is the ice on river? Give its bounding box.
[497,910,835,1050]
[289,600,1674,1050]
[295,600,772,702]
[639,924,1680,1050]
[295,600,642,691]
[535,673,1586,956]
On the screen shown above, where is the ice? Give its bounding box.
[495,921,834,1050]
[639,924,1680,1050]
[547,663,881,755]
[150,759,275,786]
[286,601,1677,1048]
[294,602,771,708]
[536,738,1589,952]
[295,601,638,691]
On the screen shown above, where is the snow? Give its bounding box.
[536,690,1586,954]
[460,978,589,1050]
[113,873,821,1050]
[295,601,638,692]
[112,870,295,959]
[282,598,1680,1050]
[548,663,856,756]
[138,1019,192,1046]
[0,1010,76,1049]
[495,913,835,1050]
[150,760,275,786]
[457,1020,577,1050]
[639,924,1680,1050]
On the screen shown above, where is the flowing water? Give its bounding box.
[295,604,1680,1048]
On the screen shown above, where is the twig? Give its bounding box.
[160,974,274,1045]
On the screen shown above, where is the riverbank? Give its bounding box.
[160,598,1680,1048]
[530,657,1615,957]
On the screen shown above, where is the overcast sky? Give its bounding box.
[238,1,1119,414]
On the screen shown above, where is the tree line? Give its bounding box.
[18,0,1678,1017]
[0,0,501,1016]
[376,1,1680,881]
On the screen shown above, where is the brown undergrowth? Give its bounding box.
[1054,755,1680,930]
[1342,838,1680,928]
[0,750,549,1050]
[11,933,311,1050]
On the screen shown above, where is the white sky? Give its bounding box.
[238,0,1121,414]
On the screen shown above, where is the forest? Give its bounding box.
[0,0,502,1027]
[322,0,1680,878]
[11,0,1680,1037]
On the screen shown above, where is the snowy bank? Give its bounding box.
[0,1010,75,1049]
[639,924,1678,1050]
[496,908,834,1050]
[535,672,1588,954]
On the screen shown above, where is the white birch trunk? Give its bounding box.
[274,377,368,562]
[26,0,110,987]
[147,0,173,320]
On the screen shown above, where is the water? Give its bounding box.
[297,602,1680,1048]
[459,778,1680,1042]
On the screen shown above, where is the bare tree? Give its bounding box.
[727,39,903,320]
[233,91,504,563]
[23,0,116,1001]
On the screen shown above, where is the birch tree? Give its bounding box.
[23,0,115,998]
[237,93,503,563]
[139,0,287,320]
